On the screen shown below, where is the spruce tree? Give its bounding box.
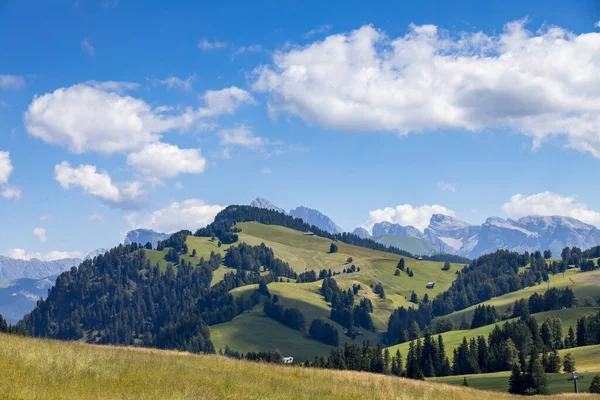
[563,353,576,373]
[590,374,600,394]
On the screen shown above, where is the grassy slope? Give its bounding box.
[431,344,600,395]
[374,234,439,256]
[387,308,599,358]
[209,222,460,358]
[443,268,600,327]
[0,334,593,400]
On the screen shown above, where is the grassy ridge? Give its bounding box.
[431,344,600,394]
[0,333,593,400]
[387,307,599,358]
[444,268,600,327]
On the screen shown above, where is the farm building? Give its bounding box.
[426,282,435,289]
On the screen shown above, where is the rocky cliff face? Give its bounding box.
[250,197,287,214]
[289,206,344,234]
[124,229,171,248]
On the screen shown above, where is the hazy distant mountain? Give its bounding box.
[124,229,170,248]
[289,206,343,234]
[0,274,57,324]
[354,213,600,259]
[0,256,81,281]
[250,197,287,214]
[372,222,423,239]
[470,215,600,258]
[352,227,371,239]
[424,214,480,256]
[373,234,438,256]
[84,248,108,260]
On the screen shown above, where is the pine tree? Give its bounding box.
[563,353,576,373]
[405,340,424,380]
[529,355,549,395]
[590,374,600,394]
[508,364,525,395]
[462,376,469,387]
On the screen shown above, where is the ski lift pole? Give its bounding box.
[567,371,584,393]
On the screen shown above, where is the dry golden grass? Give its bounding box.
[0,334,595,400]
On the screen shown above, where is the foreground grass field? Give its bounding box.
[0,334,594,400]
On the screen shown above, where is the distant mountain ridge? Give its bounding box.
[355,214,600,259]
[250,197,343,234]
[250,197,287,214]
[0,256,81,281]
[124,229,171,248]
[0,274,58,324]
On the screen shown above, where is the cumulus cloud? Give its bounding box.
[80,39,95,56]
[596,21,600,28]
[6,248,82,261]
[254,21,600,157]
[218,125,263,148]
[33,227,47,243]
[127,199,225,233]
[0,74,25,89]
[199,86,256,117]
[126,142,207,178]
[437,182,456,192]
[2,186,22,200]
[198,40,227,50]
[54,161,144,208]
[501,191,600,226]
[25,82,253,154]
[0,151,13,184]
[361,204,456,232]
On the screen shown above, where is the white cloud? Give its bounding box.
[304,24,332,38]
[361,204,456,232]
[85,80,140,93]
[33,227,47,243]
[6,248,82,262]
[199,86,255,117]
[255,21,600,158]
[0,75,25,89]
[233,44,263,57]
[25,82,253,154]
[595,21,600,28]
[40,215,52,221]
[260,167,272,174]
[437,182,456,192]
[80,39,95,56]
[152,76,195,91]
[87,214,104,222]
[54,161,144,208]
[0,151,13,184]
[219,125,263,148]
[501,191,600,226]
[127,199,225,233]
[2,186,21,200]
[126,142,207,178]
[198,40,227,50]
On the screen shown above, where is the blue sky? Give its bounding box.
[1,0,600,259]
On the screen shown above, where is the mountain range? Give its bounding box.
[0,256,82,282]
[0,274,58,324]
[124,229,171,248]
[251,197,600,258]
[357,214,600,259]
[250,198,343,234]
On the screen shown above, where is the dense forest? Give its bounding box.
[21,233,299,354]
[387,250,559,345]
[195,206,470,263]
